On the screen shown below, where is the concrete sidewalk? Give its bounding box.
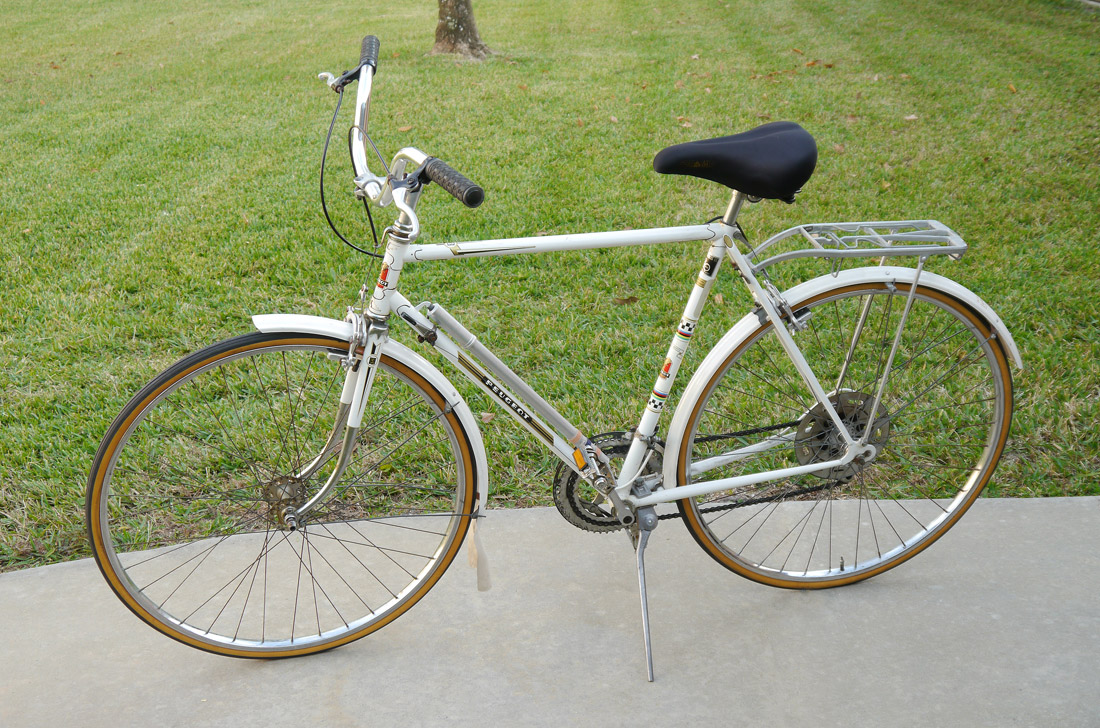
[2,498,1098,727]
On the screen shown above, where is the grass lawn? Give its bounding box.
[2,0,1097,571]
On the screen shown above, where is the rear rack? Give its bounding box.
[743,219,967,275]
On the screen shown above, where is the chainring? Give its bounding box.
[552,431,663,534]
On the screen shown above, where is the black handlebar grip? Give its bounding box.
[423,157,485,208]
[360,35,380,69]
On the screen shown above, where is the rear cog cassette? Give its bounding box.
[552,431,662,534]
[795,389,891,481]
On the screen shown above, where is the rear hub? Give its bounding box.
[794,390,891,481]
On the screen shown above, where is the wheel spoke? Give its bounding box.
[89,335,473,654]
[682,284,1009,584]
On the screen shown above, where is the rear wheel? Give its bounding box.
[87,332,477,656]
[676,282,1012,588]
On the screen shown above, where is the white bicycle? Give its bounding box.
[86,36,1020,679]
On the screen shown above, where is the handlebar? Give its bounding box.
[359,35,380,69]
[339,34,483,218]
[422,157,484,208]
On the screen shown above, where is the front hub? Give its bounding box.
[264,475,305,530]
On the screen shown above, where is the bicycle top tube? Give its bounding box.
[402,224,728,263]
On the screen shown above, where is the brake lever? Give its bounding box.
[318,65,365,93]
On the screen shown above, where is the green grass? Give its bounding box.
[2,0,1098,571]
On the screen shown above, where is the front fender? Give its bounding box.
[252,313,489,513]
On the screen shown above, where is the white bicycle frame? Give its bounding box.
[247,52,1025,680]
[385,214,879,505]
[281,59,1024,527]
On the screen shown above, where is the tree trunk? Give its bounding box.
[432,0,490,59]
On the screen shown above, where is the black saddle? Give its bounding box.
[652,121,817,203]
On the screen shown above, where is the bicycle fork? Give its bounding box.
[282,319,387,530]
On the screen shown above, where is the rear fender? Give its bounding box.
[662,267,1021,491]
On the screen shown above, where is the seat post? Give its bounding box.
[722,190,747,225]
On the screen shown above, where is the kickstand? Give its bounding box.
[631,507,659,682]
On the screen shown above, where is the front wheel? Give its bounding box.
[675,281,1013,588]
[87,331,478,657]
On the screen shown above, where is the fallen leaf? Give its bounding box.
[704,87,712,94]
[518,83,528,90]
[682,121,693,127]
[881,180,891,190]
[612,296,639,305]
[22,228,31,233]
[805,60,819,67]
[903,114,918,121]
[833,143,845,154]
[576,118,584,127]
[610,115,619,123]
[691,54,700,60]
[714,293,725,304]
[757,113,772,120]
[1008,83,1018,93]
[535,231,549,236]
[479,412,495,423]
[675,79,685,89]
[791,48,804,55]
[397,125,413,132]
[824,63,834,68]
[846,114,860,123]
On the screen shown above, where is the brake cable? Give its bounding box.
[319,87,382,258]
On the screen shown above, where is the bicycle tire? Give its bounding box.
[675,281,1013,588]
[87,331,477,657]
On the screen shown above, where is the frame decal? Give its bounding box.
[702,254,721,278]
[456,352,554,444]
[659,357,673,379]
[675,319,696,343]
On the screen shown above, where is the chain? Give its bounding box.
[691,419,800,445]
[655,419,830,521]
[656,481,836,520]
